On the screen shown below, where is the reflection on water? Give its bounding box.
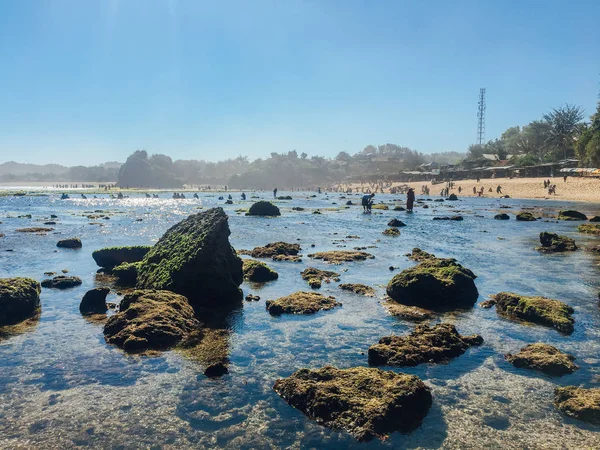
[1,192,600,448]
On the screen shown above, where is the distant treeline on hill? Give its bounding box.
[0,161,121,183]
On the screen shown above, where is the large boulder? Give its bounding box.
[103,289,200,352]
[447,193,458,200]
[136,208,243,308]
[0,278,41,326]
[558,210,587,221]
[505,343,578,376]
[387,218,406,227]
[516,212,537,221]
[79,287,110,315]
[387,251,478,310]
[247,201,281,216]
[266,291,340,315]
[41,275,82,289]
[273,366,432,441]
[56,238,82,249]
[537,232,577,252]
[368,323,483,367]
[554,387,600,425]
[494,213,510,220]
[92,245,152,269]
[242,259,279,282]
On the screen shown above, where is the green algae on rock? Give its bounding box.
[247,201,281,216]
[92,245,152,269]
[516,212,537,221]
[537,232,577,252]
[16,227,54,233]
[578,223,600,235]
[554,386,600,425]
[56,237,82,249]
[371,204,389,210]
[0,277,41,326]
[382,227,401,236]
[266,291,341,315]
[368,323,483,367]
[136,208,243,308]
[505,343,578,376]
[104,289,200,353]
[273,366,432,442]
[112,261,141,286]
[242,259,279,282]
[308,250,375,264]
[79,287,110,316]
[382,300,433,321]
[339,283,375,297]
[387,252,478,310]
[557,210,587,221]
[301,267,340,289]
[487,292,574,334]
[250,242,301,259]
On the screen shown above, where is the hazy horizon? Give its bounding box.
[1,0,599,166]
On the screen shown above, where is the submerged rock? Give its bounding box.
[56,238,82,249]
[382,227,401,236]
[41,275,82,289]
[387,252,478,310]
[371,204,388,210]
[92,245,152,269]
[505,343,578,376]
[308,250,375,264]
[250,242,301,259]
[387,218,406,227]
[301,267,340,289]
[136,208,243,308]
[516,212,537,221]
[393,205,406,211]
[382,300,433,321]
[272,254,302,262]
[558,210,587,221]
[487,292,574,334]
[0,277,41,326]
[242,259,279,282]
[339,283,375,297]
[537,232,577,252]
[204,362,229,378]
[247,201,281,216]
[79,287,110,315]
[273,366,432,441]
[16,227,53,233]
[494,213,510,220]
[578,224,600,235]
[104,289,200,353]
[368,323,483,367]
[266,291,341,315]
[432,216,463,221]
[554,387,600,425]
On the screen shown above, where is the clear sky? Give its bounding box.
[0,0,599,166]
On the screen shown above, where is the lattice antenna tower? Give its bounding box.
[477,88,486,145]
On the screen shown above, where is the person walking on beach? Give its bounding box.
[362,193,375,212]
[406,188,415,212]
[496,185,502,194]
[273,188,278,198]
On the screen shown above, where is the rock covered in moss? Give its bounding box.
[516,212,537,221]
[339,283,375,297]
[41,275,82,289]
[487,292,574,334]
[0,277,41,326]
[16,227,54,233]
[250,242,301,259]
[387,252,478,310]
[382,227,401,236]
[56,238,82,249]
[242,259,279,282]
[79,287,110,315]
[103,289,200,352]
[382,300,433,321]
[368,323,483,366]
[554,387,600,425]
[247,201,281,216]
[266,291,341,315]
[494,213,510,220]
[308,250,375,264]
[505,343,578,376]
[112,262,140,285]
[301,267,340,289]
[371,204,389,210]
[92,245,152,269]
[578,224,600,235]
[558,210,587,221]
[537,232,577,252]
[273,366,432,441]
[387,218,406,227]
[406,248,435,262]
[136,208,243,308]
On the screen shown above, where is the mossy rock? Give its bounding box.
[136,208,243,308]
[16,227,53,233]
[368,323,483,367]
[339,283,375,297]
[266,291,341,315]
[112,262,141,286]
[56,238,82,249]
[0,277,41,326]
[242,259,279,282]
[250,242,301,259]
[505,343,578,376]
[41,275,82,289]
[79,287,110,316]
[387,253,478,310]
[516,212,537,221]
[554,386,600,425]
[104,289,200,353]
[537,232,577,252]
[578,224,600,235]
[247,201,281,216]
[558,210,587,221]
[494,213,510,220]
[301,267,340,288]
[371,204,389,210]
[273,366,432,441]
[382,227,400,236]
[92,245,152,269]
[308,250,375,264]
[488,292,574,334]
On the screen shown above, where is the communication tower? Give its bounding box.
[477,88,486,145]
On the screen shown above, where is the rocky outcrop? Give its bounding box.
[382,227,400,236]
[247,201,281,216]
[103,289,200,352]
[447,193,458,200]
[301,267,340,288]
[382,301,433,321]
[537,232,577,252]
[0,277,41,326]
[558,210,587,221]
[578,224,600,235]
[56,238,82,249]
[486,292,574,334]
[111,262,140,285]
[432,216,463,221]
[393,206,406,211]
[242,259,279,282]
[368,323,483,366]
[387,219,406,227]
[79,287,110,315]
[505,343,578,376]
[92,245,152,269]
[16,227,53,233]
[266,291,341,315]
[273,366,432,441]
[308,250,375,264]
[250,242,301,259]
[494,213,510,220]
[136,208,243,308]
[589,216,600,222]
[339,283,375,297]
[554,387,600,425]
[41,275,82,289]
[387,252,478,310]
[516,212,537,221]
[371,204,389,210]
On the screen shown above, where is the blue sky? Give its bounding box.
[0,0,599,165]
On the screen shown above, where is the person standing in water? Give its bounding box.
[273,188,278,198]
[406,188,415,212]
[362,193,375,212]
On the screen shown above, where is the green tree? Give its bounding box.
[543,104,584,160]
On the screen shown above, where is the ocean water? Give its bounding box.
[0,192,599,449]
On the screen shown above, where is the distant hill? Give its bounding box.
[0,161,70,176]
[0,161,122,182]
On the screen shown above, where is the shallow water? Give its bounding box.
[1,192,599,449]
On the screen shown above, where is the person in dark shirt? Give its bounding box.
[406,188,415,212]
[362,193,375,212]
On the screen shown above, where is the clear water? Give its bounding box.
[1,192,599,449]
